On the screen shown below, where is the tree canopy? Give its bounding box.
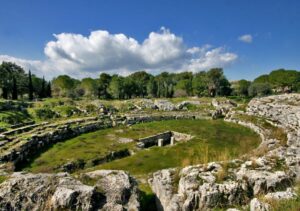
[1,61,300,100]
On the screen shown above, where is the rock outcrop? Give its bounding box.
[149,94,300,210]
[2,94,300,210]
[211,99,236,119]
[0,170,140,211]
[154,100,176,111]
[249,198,270,211]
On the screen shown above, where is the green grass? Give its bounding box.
[235,113,287,146]
[25,119,260,176]
[0,110,33,129]
[260,183,300,211]
[0,175,7,184]
[85,119,260,177]
[24,127,136,173]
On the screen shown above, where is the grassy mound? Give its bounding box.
[25,119,260,176]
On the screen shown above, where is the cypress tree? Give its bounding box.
[46,81,52,97]
[28,70,33,100]
[39,77,46,98]
[12,77,18,100]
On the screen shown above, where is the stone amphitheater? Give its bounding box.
[0,94,299,210]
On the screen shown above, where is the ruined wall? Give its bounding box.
[0,120,113,165]
[0,112,210,168]
[137,131,172,148]
[137,131,194,148]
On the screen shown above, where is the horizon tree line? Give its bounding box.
[1,61,300,100]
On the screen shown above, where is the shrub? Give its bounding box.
[248,83,272,97]
[85,104,97,113]
[54,106,81,117]
[33,108,58,120]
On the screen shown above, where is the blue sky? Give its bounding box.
[0,0,299,80]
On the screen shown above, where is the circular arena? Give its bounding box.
[0,95,299,210]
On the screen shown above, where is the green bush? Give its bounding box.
[0,111,32,126]
[53,106,81,117]
[33,108,58,120]
[85,104,97,113]
[248,83,272,97]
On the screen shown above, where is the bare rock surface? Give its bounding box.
[154,100,176,111]
[0,170,140,211]
[264,187,297,200]
[149,94,300,210]
[250,198,270,211]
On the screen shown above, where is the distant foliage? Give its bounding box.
[1,60,300,100]
[0,62,51,100]
[32,108,58,120]
[232,69,300,97]
[248,83,272,97]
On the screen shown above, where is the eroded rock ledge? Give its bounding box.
[0,170,140,211]
[149,94,300,210]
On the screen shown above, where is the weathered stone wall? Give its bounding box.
[0,119,113,165]
[137,131,172,148]
[137,131,194,148]
[172,131,194,142]
[124,112,210,125]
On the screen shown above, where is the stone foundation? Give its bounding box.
[137,131,193,148]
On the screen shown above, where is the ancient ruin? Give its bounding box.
[0,95,299,210]
[149,94,300,210]
[136,131,193,148]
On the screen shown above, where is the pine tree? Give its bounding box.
[12,77,18,100]
[28,70,34,100]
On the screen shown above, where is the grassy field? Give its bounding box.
[24,119,260,176]
[87,119,260,177]
[24,127,136,172]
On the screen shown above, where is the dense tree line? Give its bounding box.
[1,61,300,100]
[51,68,233,99]
[51,68,300,99]
[0,62,51,100]
[232,69,300,97]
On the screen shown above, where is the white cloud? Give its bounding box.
[238,34,253,43]
[0,28,238,79]
[186,47,238,71]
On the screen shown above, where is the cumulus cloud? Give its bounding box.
[0,28,238,79]
[238,34,253,43]
[186,47,238,71]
